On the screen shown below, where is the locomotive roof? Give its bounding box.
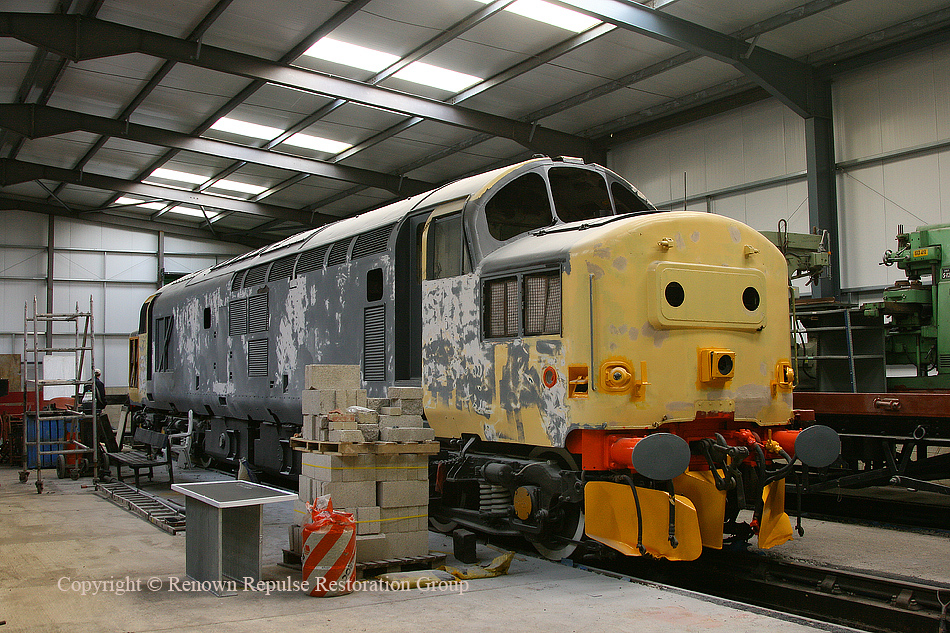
[159,158,557,289]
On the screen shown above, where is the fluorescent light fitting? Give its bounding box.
[303,37,399,72]
[303,37,482,92]
[474,0,601,32]
[148,168,210,185]
[209,117,283,141]
[114,196,167,211]
[206,179,269,195]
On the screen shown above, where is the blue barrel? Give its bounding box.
[25,414,66,469]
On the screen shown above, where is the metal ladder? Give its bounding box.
[20,296,97,493]
[95,481,187,534]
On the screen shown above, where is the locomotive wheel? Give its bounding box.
[428,515,459,533]
[532,505,585,560]
[528,448,586,560]
[195,453,213,469]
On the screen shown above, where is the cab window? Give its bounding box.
[549,167,612,223]
[485,172,552,241]
[427,213,471,279]
[611,181,652,214]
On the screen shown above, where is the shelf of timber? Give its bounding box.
[290,437,440,456]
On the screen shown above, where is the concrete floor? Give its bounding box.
[2,463,945,633]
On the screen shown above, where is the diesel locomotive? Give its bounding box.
[128,157,839,561]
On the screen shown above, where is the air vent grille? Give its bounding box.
[352,224,394,259]
[243,263,269,287]
[295,245,328,275]
[229,299,247,336]
[248,293,268,333]
[247,339,268,377]
[230,270,246,292]
[326,238,351,267]
[268,255,297,282]
[363,305,386,382]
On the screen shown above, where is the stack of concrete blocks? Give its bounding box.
[300,364,366,442]
[290,368,432,563]
[291,450,430,563]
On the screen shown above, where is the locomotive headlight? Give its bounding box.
[699,348,735,384]
[601,360,633,393]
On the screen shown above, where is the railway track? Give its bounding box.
[792,487,950,532]
[574,546,950,633]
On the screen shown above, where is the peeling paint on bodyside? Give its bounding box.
[423,275,568,448]
[422,275,495,427]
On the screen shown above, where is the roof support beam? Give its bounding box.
[0,158,331,224]
[0,194,270,247]
[0,104,432,196]
[551,0,825,118]
[0,12,595,159]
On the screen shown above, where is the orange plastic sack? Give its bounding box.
[301,495,356,597]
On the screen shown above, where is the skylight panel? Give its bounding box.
[166,205,218,219]
[114,196,167,211]
[303,38,399,73]
[209,117,352,155]
[281,133,353,154]
[210,117,283,140]
[147,168,210,186]
[473,0,601,32]
[392,62,481,92]
[206,179,269,195]
[302,37,482,92]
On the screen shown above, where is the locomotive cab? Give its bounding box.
[421,158,839,561]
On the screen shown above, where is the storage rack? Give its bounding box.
[793,302,886,393]
[21,296,97,493]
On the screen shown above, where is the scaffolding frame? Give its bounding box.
[21,296,97,493]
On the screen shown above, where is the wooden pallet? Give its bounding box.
[290,438,440,455]
[279,550,446,579]
[290,438,372,455]
[354,553,447,580]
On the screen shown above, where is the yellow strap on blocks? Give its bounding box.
[584,481,703,561]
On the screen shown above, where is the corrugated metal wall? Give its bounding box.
[608,41,950,298]
[0,209,247,390]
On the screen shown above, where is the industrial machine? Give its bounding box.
[864,223,950,390]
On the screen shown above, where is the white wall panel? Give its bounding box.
[0,247,45,279]
[164,234,247,256]
[833,67,882,162]
[3,211,49,247]
[104,286,153,335]
[877,52,937,154]
[837,164,886,289]
[742,100,789,183]
[0,209,251,390]
[104,253,156,283]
